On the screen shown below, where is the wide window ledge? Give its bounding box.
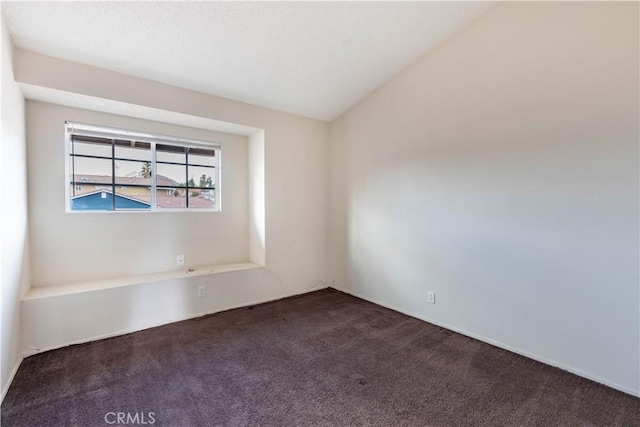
[23,262,260,301]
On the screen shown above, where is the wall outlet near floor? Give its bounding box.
[427,291,436,304]
[176,254,185,266]
[197,285,206,298]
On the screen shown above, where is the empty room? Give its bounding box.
[1,1,639,426]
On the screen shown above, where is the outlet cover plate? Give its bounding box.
[197,285,206,298]
[427,291,436,304]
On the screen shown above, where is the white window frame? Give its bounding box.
[65,121,222,213]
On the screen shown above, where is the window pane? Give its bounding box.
[115,160,151,186]
[156,190,187,209]
[73,140,112,158]
[115,141,151,161]
[188,148,215,167]
[156,163,185,187]
[188,190,216,209]
[72,156,112,186]
[70,183,85,198]
[187,165,216,188]
[115,187,151,211]
[70,189,114,211]
[157,144,185,163]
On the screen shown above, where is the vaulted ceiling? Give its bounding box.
[2,2,494,121]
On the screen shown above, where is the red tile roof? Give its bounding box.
[71,175,215,209]
[127,195,215,209]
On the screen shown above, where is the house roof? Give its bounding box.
[72,189,215,209]
[134,195,215,209]
[73,174,179,187]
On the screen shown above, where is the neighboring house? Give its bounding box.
[154,195,215,209]
[70,175,215,209]
[70,190,151,210]
[71,174,179,198]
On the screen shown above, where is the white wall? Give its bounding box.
[249,130,266,266]
[1,20,29,399]
[329,2,639,395]
[21,266,290,355]
[14,50,330,293]
[9,44,329,364]
[26,101,250,287]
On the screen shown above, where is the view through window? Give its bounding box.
[66,122,220,212]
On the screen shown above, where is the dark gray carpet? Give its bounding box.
[2,289,639,426]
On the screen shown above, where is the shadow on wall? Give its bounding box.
[21,267,291,356]
[343,127,638,387]
[2,233,29,397]
[119,268,288,340]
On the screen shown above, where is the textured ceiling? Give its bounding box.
[2,2,494,122]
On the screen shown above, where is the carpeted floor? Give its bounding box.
[2,289,639,426]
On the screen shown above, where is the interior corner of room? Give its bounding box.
[1,1,639,423]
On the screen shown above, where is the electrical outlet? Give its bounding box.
[197,285,206,298]
[427,291,436,304]
[176,254,185,266]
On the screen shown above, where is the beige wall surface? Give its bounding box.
[15,52,330,293]
[329,2,639,395]
[27,101,250,286]
[1,20,29,399]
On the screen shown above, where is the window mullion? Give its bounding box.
[111,139,116,211]
[71,135,76,199]
[215,148,220,211]
[185,148,189,209]
[151,142,157,211]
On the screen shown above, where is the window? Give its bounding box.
[66,122,221,212]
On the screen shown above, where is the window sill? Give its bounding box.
[65,208,221,214]
[23,262,260,301]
